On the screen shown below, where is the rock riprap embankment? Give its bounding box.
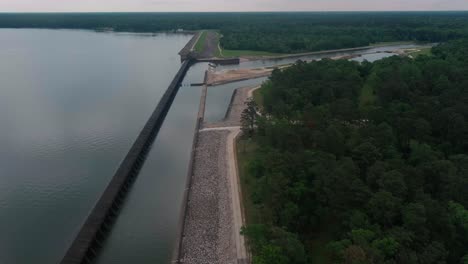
[181,130,236,264]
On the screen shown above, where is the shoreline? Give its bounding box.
[237,41,430,61]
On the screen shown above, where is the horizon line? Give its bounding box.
[1,10,468,14]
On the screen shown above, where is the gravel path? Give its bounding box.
[196,31,219,59]
[206,69,271,86]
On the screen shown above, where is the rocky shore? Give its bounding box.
[180,130,237,264]
[178,85,258,264]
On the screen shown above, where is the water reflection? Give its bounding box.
[204,77,268,123]
[0,29,191,264]
[94,62,208,264]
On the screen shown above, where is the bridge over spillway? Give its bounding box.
[60,59,193,264]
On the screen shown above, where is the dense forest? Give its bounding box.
[1,12,468,53]
[239,39,468,263]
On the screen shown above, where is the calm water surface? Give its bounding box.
[205,77,268,123]
[0,29,191,264]
[95,62,208,264]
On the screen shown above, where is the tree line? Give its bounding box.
[240,39,468,263]
[1,12,468,53]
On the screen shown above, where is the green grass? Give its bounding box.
[221,49,282,58]
[220,40,416,58]
[213,38,419,59]
[194,30,279,58]
[370,41,414,47]
[237,139,262,225]
[194,30,207,53]
[214,32,223,57]
[409,47,432,57]
[253,88,264,108]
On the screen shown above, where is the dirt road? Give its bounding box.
[226,128,247,263]
[197,31,219,59]
[206,68,272,86]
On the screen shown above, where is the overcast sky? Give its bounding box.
[1,0,467,12]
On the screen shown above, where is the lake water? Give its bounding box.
[0,29,192,264]
[204,77,268,123]
[94,62,208,264]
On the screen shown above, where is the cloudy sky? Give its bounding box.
[1,0,467,12]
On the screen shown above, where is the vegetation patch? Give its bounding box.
[194,30,207,53]
[370,41,414,47]
[409,47,433,57]
[220,49,282,58]
[359,84,376,107]
[252,88,264,108]
[237,139,262,225]
[239,40,468,264]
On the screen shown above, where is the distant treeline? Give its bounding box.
[1,12,468,53]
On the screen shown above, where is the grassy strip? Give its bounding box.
[214,32,223,57]
[237,88,264,225]
[218,40,416,59]
[237,139,261,225]
[194,30,207,53]
[409,47,432,56]
[370,41,414,47]
[252,88,264,109]
[221,49,282,58]
[216,39,417,59]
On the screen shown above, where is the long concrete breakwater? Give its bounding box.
[60,59,193,264]
[179,32,201,61]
